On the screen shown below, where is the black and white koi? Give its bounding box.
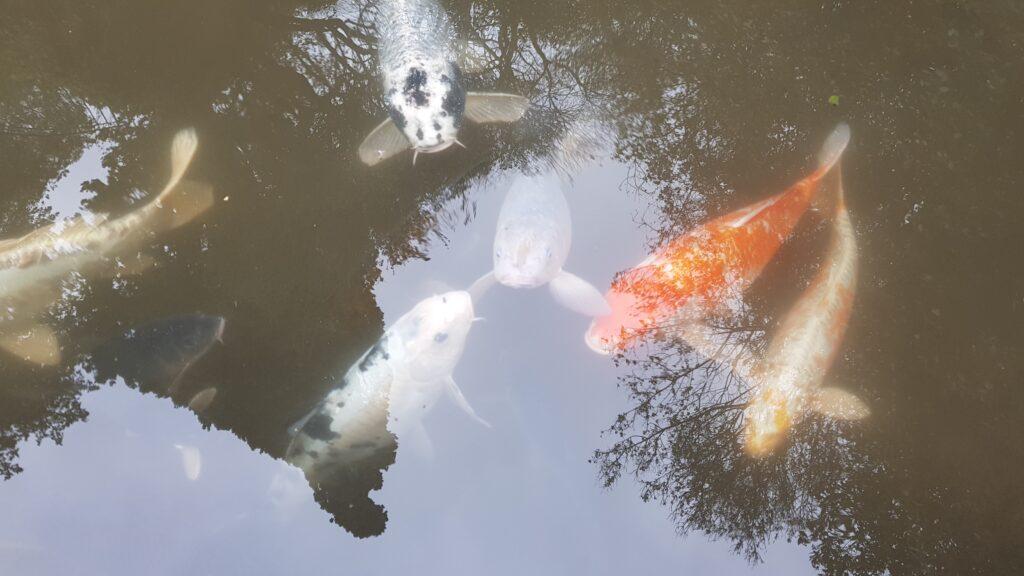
[286,291,487,482]
[358,0,530,165]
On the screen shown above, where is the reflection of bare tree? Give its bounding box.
[1,0,1022,569]
[0,0,601,540]
[587,1,1024,572]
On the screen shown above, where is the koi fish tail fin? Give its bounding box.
[156,128,199,200]
[152,179,215,233]
[815,122,851,178]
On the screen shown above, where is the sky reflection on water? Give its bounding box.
[0,161,813,575]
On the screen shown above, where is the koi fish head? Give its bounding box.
[585,290,642,354]
[386,63,465,157]
[584,264,676,354]
[396,290,475,379]
[743,388,794,457]
[494,227,561,288]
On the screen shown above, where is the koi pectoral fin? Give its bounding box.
[0,325,61,366]
[187,387,218,413]
[467,271,497,303]
[670,319,755,381]
[464,93,530,123]
[811,387,869,420]
[446,376,491,428]
[358,118,410,166]
[549,270,611,317]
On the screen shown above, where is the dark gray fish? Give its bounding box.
[91,314,226,397]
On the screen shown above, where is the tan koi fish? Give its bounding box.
[744,167,868,456]
[0,129,213,365]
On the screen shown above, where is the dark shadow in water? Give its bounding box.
[1,0,1023,571]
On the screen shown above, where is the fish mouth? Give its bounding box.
[584,325,616,356]
[416,140,456,154]
[499,276,542,289]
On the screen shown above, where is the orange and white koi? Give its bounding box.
[743,168,868,456]
[585,124,851,355]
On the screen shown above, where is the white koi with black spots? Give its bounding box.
[286,291,487,480]
[358,0,530,165]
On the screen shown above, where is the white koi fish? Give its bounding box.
[0,129,213,365]
[470,172,610,316]
[743,167,869,456]
[358,0,529,165]
[286,291,486,481]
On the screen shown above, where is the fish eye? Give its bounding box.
[434,332,448,343]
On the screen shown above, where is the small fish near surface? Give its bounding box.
[286,290,487,484]
[358,0,530,166]
[173,443,202,481]
[585,123,851,355]
[0,129,214,366]
[743,166,868,456]
[90,314,226,408]
[469,171,610,317]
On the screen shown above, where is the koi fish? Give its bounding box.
[585,123,851,354]
[469,172,610,316]
[358,0,529,166]
[286,291,486,482]
[0,129,213,365]
[743,168,868,456]
[91,314,226,402]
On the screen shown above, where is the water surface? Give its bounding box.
[1,1,1022,574]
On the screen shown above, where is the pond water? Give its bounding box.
[1,1,1022,575]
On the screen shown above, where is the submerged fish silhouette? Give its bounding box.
[358,0,529,165]
[585,123,851,354]
[469,172,609,316]
[0,129,214,366]
[91,314,226,401]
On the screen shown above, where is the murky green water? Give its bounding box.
[1,1,1022,574]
